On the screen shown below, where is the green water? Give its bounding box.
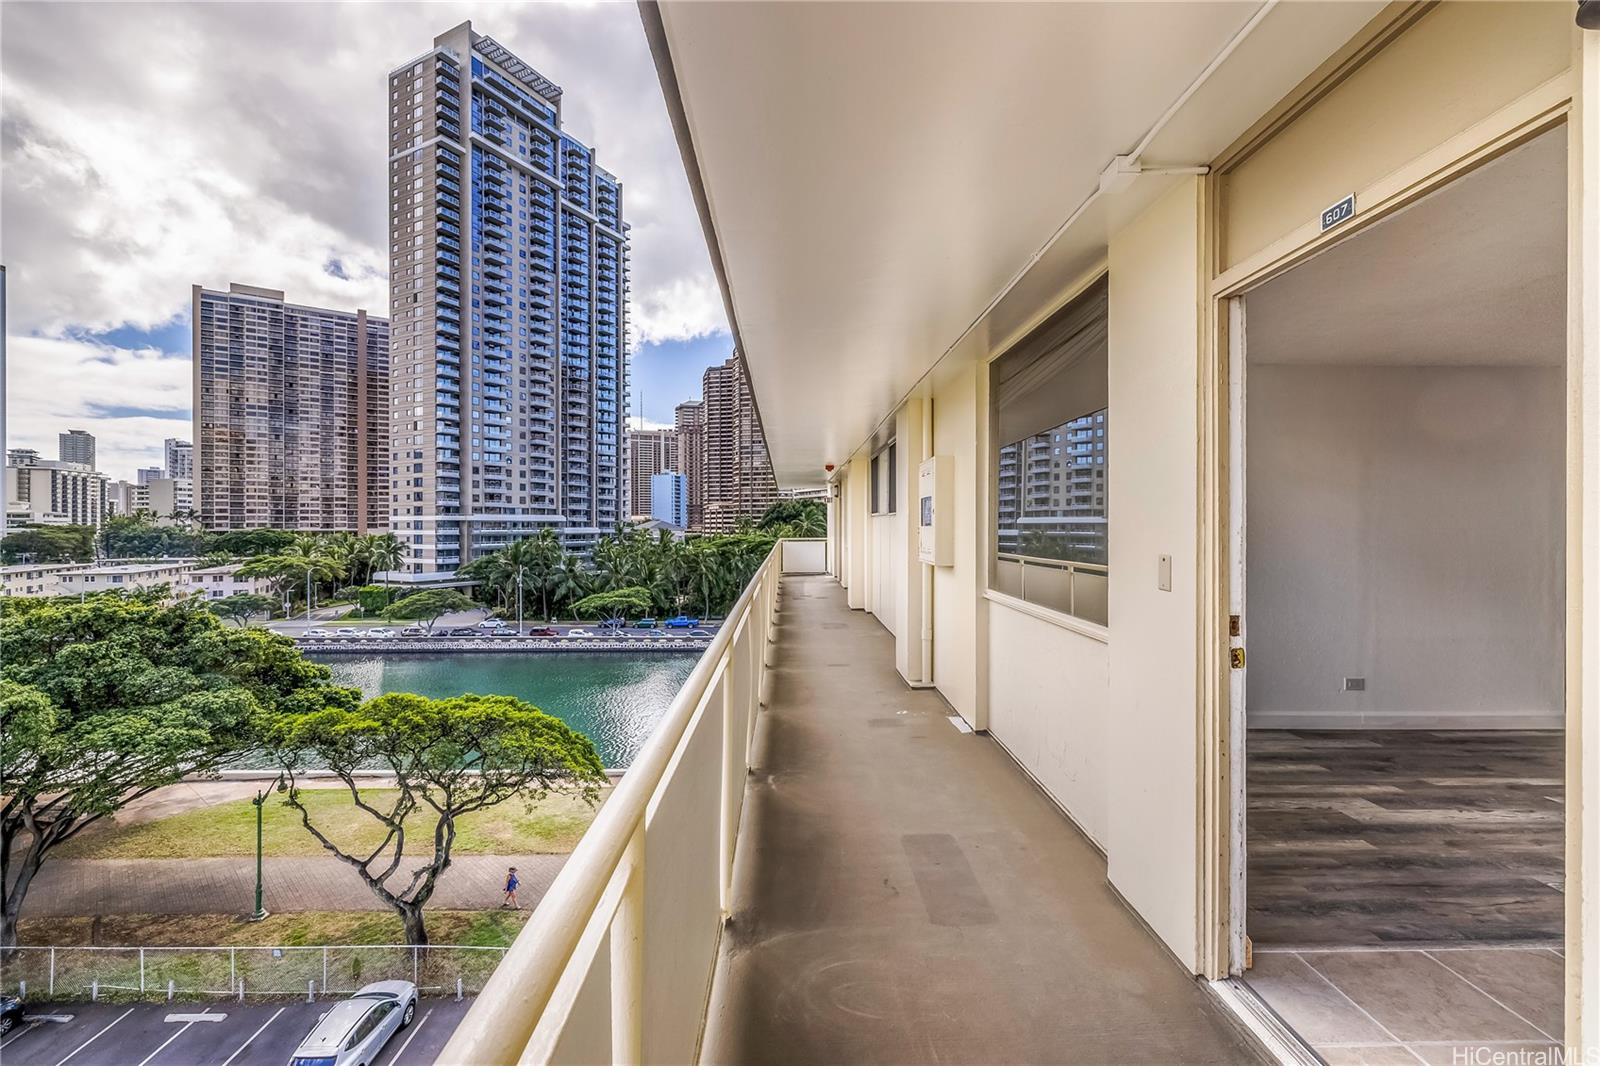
[310,652,700,768]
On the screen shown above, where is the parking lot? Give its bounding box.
[0,998,471,1065]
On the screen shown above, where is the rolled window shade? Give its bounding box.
[992,276,1108,446]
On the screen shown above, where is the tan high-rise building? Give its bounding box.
[699,354,777,533]
[673,400,705,529]
[627,428,678,519]
[193,284,390,533]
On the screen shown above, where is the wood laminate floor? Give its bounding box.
[1247,729,1564,948]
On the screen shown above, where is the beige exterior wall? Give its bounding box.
[1104,178,1205,970]
[1219,1,1573,272]
[821,0,1595,1007]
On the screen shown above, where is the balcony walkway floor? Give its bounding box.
[701,574,1264,1065]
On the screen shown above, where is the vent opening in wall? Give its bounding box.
[1341,677,1365,692]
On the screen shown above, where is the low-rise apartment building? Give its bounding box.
[0,562,90,598]
[183,564,274,600]
[56,561,195,599]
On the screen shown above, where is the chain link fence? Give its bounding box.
[0,944,506,1003]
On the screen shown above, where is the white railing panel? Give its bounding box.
[537,927,613,1066]
[727,615,754,766]
[438,542,783,1066]
[642,684,726,1065]
[781,538,826,573]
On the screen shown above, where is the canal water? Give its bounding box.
[310,652,699,768]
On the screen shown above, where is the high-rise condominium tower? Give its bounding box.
[627,428,677,519]
[193,284,390,533]
[388,22,629,573]
[673,400,704,529]
[58,429,95,469]
[164,438,193,480]
[701,354,778,533]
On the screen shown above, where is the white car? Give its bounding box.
[476,618,504,629]
[565,629,593,638]
[289,980,417,1066]
[303,628,335,639]
[364,628,396,639]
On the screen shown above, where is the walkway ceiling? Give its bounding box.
[645,1,1386,485]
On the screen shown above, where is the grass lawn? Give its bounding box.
[19,909,530,949]
[58,787,604,860]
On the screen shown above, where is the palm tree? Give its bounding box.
[493,538,540,631]
[526,529,562,620]
[681,541,728,619]
[366,533,406,593]
[550,556,592,619]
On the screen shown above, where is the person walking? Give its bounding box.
[502,866,521,909]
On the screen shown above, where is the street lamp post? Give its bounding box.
[516,571,524,635]
[250,788,269,921]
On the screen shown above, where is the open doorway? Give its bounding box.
[1235,126,1567,1062]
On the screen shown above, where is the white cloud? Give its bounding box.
[626,416,674,433]
[0,1,728,473]
[5,335,192,481]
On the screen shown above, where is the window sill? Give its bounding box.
[984,589,1109,644]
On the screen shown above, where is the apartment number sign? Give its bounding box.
[1320,194,1356,232]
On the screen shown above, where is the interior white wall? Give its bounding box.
[1246,363,1564,728]
[1104,179,1205,972]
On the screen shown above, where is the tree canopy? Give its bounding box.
[462,527,777,622]
[265,692,605,944]
[0,595,352,947]
[570,585,654,621]
[758,499,826,537]
[382,589,477,631]
[206,592,280,626]
[0,525,97,564]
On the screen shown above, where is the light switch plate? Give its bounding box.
[1157,554,1172,592]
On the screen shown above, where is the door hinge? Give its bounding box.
[1228,614,1241,637]
[1230,646,1246,670]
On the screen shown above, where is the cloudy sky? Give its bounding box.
[0,1,731,482]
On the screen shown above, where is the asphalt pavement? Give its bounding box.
[0,998,471,1066]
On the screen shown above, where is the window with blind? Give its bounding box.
[871,442,897,515]
[990,275,1109,626]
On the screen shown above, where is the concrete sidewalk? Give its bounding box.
[21,853,567,917]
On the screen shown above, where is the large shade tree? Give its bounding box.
[265,693,605,945]
[206,592,280,627]
[0,596,346,948]
[381,589,477,633]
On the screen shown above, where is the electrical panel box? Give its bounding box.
[918,455,953,566]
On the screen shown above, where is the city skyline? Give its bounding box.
[0,3,731,483]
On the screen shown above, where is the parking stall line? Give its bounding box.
[217,1007,285,1066]
[132,1006,210,1066]
[51,1008,133,1066]
[381,1009,431,1066]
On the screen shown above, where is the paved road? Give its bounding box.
[22,854,567,917]
[0,998,471,1066]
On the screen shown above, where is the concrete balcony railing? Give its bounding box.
[439,539,828,1065]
